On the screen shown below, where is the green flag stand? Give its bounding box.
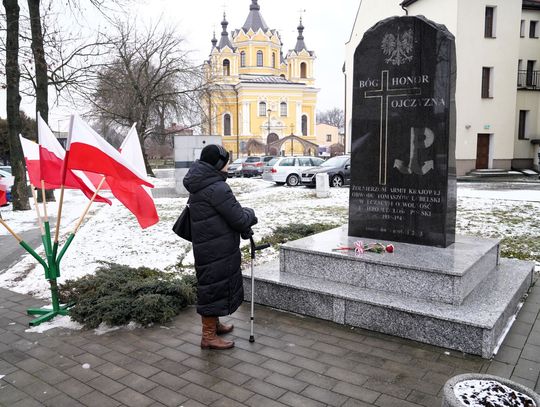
[25,221,72,326]
[0,180,102,327]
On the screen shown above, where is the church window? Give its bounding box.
[272,53,276,68]
[259,102,267,116]
[240,51,246,67]
[301,115,308,136]
[223,59,230,76]
[224,114,231,135]
[280,102,287,117]
[257,50,263,67]
[300,62,307,78]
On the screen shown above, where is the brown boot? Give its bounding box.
[216,318,234,335]
[201,316,234,350]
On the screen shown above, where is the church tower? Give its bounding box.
[203,0,319,157]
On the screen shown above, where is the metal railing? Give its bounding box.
[518,70,540,89]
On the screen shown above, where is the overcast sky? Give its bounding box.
[1,0,360,131]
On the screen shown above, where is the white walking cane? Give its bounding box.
[249,236,270,343]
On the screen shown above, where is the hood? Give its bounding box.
[303,166,336,174]
[183,160,228,193]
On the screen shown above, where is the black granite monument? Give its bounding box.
[349,16,456,247]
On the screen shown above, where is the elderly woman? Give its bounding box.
[183,144,257,350]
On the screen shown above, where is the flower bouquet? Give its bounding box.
[334,240,394,255]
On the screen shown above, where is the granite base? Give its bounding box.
[243,227,534,358]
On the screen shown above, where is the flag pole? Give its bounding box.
[72,176,106,235]
[0,217,22,242]
[57,176,106,265]
[31,187,45,237]
[53,115,73,256]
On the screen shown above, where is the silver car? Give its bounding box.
[262,156,324,186]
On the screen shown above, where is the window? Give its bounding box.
[310,157,324,166]
[223,59,230,76]
[518,59,524,87]
[279,158,295,166]
[530,21,538,38]
[259,102,267,116]
[527,60,536,87]
[481,67,493,98]
[484,7,495,38]
[521,20,526,38]
[300,62,307,78]
[280,102,287,117]
[518,110,528,140]
[257,51,263,67]
[326,134,332,142]
[301,115,308,136]
[240,51,246,67]
[223,114,231,136]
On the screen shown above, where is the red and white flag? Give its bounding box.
[65,115,153,188]
[37,114,111,204]
[112,124,159,228]
[19,135,46,189]
[0,178,8,206]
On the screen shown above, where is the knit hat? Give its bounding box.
[200,144,230,170]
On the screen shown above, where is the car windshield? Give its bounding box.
[321,156,349,167]
[245,157,260,163]
[267,158,279,166]
[232,158,244,164]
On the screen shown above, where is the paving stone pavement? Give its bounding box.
[0,281,538,407]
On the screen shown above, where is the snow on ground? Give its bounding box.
[0,177,348,299]
[0,189,93,236]
[1,175,540,300]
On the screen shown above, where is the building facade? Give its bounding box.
[203,0,319,158]
[345,0,540,175]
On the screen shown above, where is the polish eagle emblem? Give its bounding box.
[381,29,414,66]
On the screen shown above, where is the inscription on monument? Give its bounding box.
[349,16,456,247]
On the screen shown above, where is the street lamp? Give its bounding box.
[266,108,272,155]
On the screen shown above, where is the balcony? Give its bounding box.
[518,70,540,90]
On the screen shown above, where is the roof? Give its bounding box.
[238,74,301,85]
[294,18,307,53]
[242,0,269,32]
[523,0,540,10]
[403,0,540,9]
[400,0,418,6]
[218,14,235,50]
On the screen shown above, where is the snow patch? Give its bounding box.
[454,379,536,407]
[25,315,82,333]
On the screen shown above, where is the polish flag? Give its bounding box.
[37,114,111,205]
[0,178,8,206]
[65,114,153,188]
[111,124,159,228]
[19,135,48,188]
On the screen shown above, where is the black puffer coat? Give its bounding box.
[183,160,256,316]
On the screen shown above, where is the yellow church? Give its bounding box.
[203,0,319,158]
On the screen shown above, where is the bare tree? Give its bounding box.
[88,21,208,176]
[317,107,344,129]
[3,0,30,210]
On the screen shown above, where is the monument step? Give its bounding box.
[280,226,499,305]
[243,258,533,358]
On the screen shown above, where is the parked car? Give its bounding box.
[262,156,324,186]
[241,155,275,177]
[301,155,351,187]
[227,157,247,178]
[0,169,14,204]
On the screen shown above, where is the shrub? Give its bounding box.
[261,223,340,246]
[58,263,196,329]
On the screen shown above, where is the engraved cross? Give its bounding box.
[365,70,422,185]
